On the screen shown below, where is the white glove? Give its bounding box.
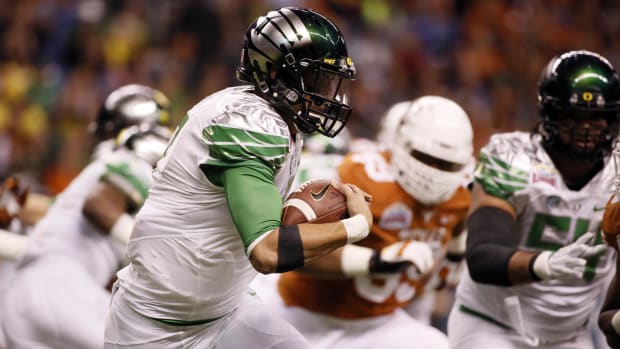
[533,232,607,281]
[372,240,434,275]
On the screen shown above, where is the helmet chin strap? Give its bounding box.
[265,79,318,134]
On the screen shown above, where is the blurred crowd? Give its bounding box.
[2,0,620,195]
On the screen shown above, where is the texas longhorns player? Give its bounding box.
[275,96,474,349]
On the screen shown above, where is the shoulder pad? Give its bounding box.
[475,132,530,200]
[100,151,153,207]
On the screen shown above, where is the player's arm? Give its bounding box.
[19,193,52,226]
[466,182,604,285]
[213,162,372,274]
[465,182,534,285]
[291,239,434,278]
[82,181,133,245]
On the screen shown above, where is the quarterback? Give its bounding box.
[104,7,371,349]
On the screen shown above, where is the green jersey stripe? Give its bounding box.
[202,125,289,167]
[479,152,529,179]
[478,166,529,185]
[476,178,512,200]
[103,163,149,205]
[203,125,289,147]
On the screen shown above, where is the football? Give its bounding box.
[281,179,348,225]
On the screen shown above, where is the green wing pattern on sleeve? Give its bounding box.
[102,162,149,207]
[475,151,529,200]
[202,124,289,169]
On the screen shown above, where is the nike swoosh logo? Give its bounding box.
[310,185,331,201]
[593,206,606,212]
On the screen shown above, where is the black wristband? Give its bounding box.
[276,225,304,273]
[368,250,408,273]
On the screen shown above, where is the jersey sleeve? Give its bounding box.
[475,134,530,200]
[201,113,291,171]
[197,108,292,252]
[100,152,154,208]
[221,162,282,254]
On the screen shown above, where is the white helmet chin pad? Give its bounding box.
[390,95,474,204]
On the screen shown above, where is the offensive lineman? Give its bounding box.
[448,50,617,348]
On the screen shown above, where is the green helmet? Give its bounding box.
[237,7,356,138]
[538,50,620,158]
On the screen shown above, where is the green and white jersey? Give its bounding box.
[24,148,153,287]
[117,86,302,321]
[456,131,616,342]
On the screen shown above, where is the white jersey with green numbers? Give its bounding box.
[456,131,616,343]
[23,148,153,287]
[117,85,302,322]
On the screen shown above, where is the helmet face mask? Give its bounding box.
[538,50,620,159]
[390,96,473,205]
[237,7,356,138]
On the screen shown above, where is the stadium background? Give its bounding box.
[1,0,618,196]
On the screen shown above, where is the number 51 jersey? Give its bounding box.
[278,149,470,319]
[456,131,616,342]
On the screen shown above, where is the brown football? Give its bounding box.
[281,179,348,225]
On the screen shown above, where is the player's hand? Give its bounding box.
[369,240,434,275]
[533,232,607,281]
[0,177,29,228]
[330,180,372,229]
[602,194,620,250]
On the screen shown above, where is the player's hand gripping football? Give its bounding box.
[532,232,606,281]
[0,177,29,228]
[330,180,373,230]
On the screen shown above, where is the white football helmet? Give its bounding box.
[376,100,412,151]
[391,96,473,205]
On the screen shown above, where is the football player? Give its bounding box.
[448,50,616,348]
[272,95,473,349]
[103,7,371,349]
[1,124,171,349]
[0,84,173,231]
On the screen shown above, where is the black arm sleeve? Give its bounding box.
[465,206,518,286]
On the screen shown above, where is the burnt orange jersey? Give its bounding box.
[279,150,470,319]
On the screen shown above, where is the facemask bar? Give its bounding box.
[296,58,355,137]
